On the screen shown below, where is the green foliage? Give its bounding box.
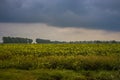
[36,38,51,43]
[0,44,120,80]
[0,69,120,80]
[2,37,33,43]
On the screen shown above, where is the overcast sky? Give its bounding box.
[0,0,120,42]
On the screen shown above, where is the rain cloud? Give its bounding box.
[0,0,120,31]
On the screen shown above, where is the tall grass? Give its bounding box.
[0,44,120,80]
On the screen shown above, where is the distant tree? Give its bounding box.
[2,37,33,43]
[2,37,12,43]
[36,38,51,43]
[27,39,33,43]
[111,40,116,43]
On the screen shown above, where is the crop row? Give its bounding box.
[0,44,120,56]
[0,55,120,71]
[0,44,120,71]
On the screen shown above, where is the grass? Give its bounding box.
[0,43,120,80]
[0,69,120,80]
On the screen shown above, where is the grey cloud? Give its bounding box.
[0,0,120,31]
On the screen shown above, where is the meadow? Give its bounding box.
[0,43,120,80]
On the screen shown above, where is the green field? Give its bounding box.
[0,44,120,80]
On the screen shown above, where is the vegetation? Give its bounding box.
[2,37,33,43]
[0,44,120,80]
[36,38,66,43]
[2,36,120,44]
[36,38,51,43]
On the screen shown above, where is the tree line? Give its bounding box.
[36,38,66,43]
[2,37,33,43]
[2,36,120,44]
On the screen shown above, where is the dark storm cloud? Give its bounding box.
[0,0,120,31]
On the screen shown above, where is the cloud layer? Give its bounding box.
[0,0,120,31]
[0,23,120,42]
